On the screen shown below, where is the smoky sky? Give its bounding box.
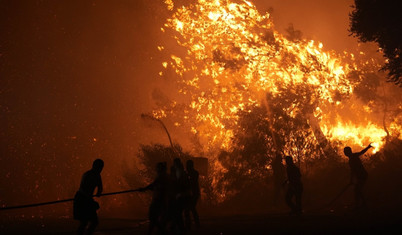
[0,0,360,215]
[0,0,169,211]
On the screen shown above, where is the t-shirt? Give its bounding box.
[348,153,368,180]
[79,169,102,196]
[286,164,302,186]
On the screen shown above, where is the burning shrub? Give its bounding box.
[124,143,217,205]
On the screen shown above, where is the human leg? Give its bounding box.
[285,189,297,213]
[86,215,99,235]
[77,220,88,235]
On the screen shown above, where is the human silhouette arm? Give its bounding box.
[357,143,373,156]
[138,181,156,192]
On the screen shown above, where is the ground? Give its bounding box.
[1,208,401,235]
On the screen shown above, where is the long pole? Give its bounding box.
[262,96,279,153]
[326,183,352,207]
[0,189,140,211]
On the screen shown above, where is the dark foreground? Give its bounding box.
[1,210,401,235]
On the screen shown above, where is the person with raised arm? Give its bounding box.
[344,143,373,210]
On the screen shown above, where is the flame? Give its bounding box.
[322,122,386,154]
[154,0,402,198]
[159,0,355,149]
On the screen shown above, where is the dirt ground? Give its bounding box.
[1,207,401,235]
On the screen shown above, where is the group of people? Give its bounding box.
[279,143,373,216]
[73,157,200,235]
[73,143,373,234]
[138,158,201,235]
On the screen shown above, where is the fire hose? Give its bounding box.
[326,183,353,207]
[2,115,182,212]
[0,188,141,211]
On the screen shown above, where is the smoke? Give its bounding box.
[0,0,169,219]
[253,0,357,52]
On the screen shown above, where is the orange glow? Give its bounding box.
[322,122,386,154]
[156,0,402,197]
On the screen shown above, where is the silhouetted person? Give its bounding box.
[344,144,372,210]
[272,153,286,205]
[284,156,303,215]
[74,159,104,235]
[166,165,178,231]
[139,162,170,235]
[171,158,189,234]
[184,159,200,230]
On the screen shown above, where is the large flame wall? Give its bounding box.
[156,0,401,157]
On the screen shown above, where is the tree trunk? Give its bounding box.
[308,114,340,160]
[382,99,390,142]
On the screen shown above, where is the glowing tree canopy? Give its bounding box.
[155,0,399,156]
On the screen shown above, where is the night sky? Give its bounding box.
[0,0,359,217]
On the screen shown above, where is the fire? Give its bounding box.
[154,0,402,196]
[322,122,386,154]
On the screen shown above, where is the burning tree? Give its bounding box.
[150,0,401,202]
